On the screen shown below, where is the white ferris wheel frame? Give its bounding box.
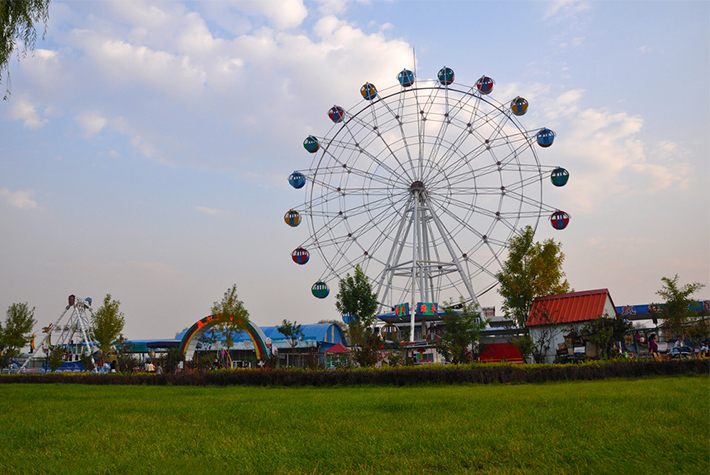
[289,73,563,338]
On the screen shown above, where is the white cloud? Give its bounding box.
[543,0,592,21]
[130,135,157,159]
[195,206,231,216]
[535,89,693,213]
[8,99,47,129]
[77,110,107,138]
[0,189,39,209]
[70,29,207,98]
[251,0,308,30]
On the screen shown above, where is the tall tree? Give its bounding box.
[1,0,51,99]
[497,226,570,327]
[652,274,705,340]
[335,265,381,366]
[276,319,303,367]
[433,300,488,364]
[335,265,378,327]
[1,302,36,364]
[210,284,250,351]
[90,294,125,359]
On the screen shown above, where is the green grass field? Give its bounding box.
[1,375,707,474]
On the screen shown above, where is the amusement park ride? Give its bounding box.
[20,294,97,370]
[285,66,570,342]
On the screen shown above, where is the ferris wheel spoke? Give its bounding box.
[422,87,490,181]
[375,93,420,176]
[437,132,533,185]
[320,131,407,187]
[341,111,416,183]
[428,198,488,245]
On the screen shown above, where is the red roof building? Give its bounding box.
[527,289,618,327]
[525,289,619,363]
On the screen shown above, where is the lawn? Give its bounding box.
[0,375,707,474]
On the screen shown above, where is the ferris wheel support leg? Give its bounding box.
[410,195,420,342]
[426,196,480,308]
[76,307,96,369]
[374,196,414,314]
[20,306,70,370]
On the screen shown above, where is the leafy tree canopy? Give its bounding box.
[497,226,570,327]
[210,284,250,337]
[90,294,125,356]
[1,0,51,99]
[277,319,303,349]
[434,300,488,364]
[1,302,36,360]
[335,265,381,366]
[652,274,705,339]
[335,264,378,327]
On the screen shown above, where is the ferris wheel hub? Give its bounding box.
[409,180,426,193]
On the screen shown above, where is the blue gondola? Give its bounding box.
[536,128,556,148]
[398,69,415,87]
[288,172,306,189]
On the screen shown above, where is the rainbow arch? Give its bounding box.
[179,314,270,361]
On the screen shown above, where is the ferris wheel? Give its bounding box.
[285,66,569,316]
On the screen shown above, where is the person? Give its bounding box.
[146,360,155,373]
[648,333,659,360]
[156,365,163,375]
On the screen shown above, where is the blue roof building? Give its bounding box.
[175,322,347,355]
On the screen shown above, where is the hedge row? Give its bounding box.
[1,359,707,387]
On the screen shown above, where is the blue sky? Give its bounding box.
[1,0,708,339]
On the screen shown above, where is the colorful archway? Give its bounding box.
[179,314,270,361]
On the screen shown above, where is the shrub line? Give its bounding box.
[1,359,707,387]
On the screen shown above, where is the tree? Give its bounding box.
[276,319,303,367]
[582,313,632,359]
[46,344,65,372]
[90,294,125,362]
[159,346,183,375]
[497,226,570,328]
[433,300,488,364]
[652,275,706,340]
[210,284,250,345]
[1,302,37,365]
[1,0,51,99]
[335,265,381,367]
[335,265,379,327]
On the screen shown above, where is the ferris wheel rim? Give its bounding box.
[288,69,568,310]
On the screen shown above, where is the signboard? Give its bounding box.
[393,303,410,317]
[416,302,438,316]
